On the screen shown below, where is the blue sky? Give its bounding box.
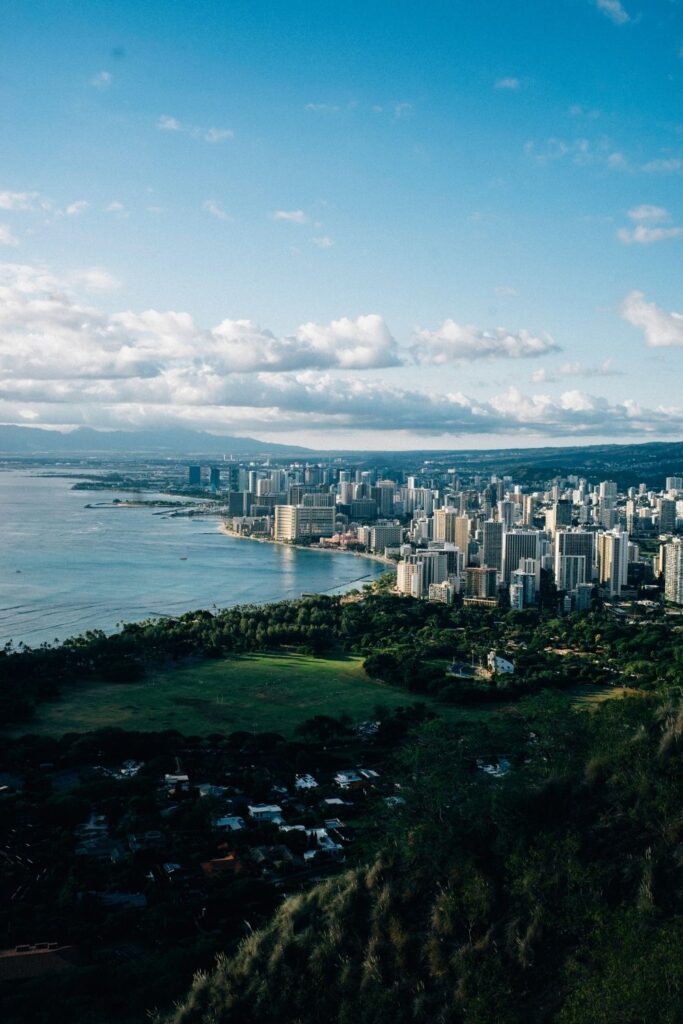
[0,0,681,448]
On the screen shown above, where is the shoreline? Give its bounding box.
[218,522,397,571]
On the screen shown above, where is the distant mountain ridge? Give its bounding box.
[0,424,310,457]
[1,426,683,487]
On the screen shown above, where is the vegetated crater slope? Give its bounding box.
[162,697,683,1024]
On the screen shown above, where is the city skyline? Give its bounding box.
[1,0,682,449]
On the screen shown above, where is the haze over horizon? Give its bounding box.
[1,0,682,450]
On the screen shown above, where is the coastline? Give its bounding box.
[218,522,397,571]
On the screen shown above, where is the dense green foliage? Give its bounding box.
[5,593,683,1023]
[164,687,683,1024]
[2,591,676,724]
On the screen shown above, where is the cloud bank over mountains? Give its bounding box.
[0,262,681,443]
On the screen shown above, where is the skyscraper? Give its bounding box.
[522,494,537,526]
[372,481,396,517]
[510,569,536,608]
[555,530,595,591]
[497,500,515,529]
[462,567,499,603]
[659,498,676,535]
[482,520,504,575]
[274,505,335,542]
[664,539,683,605]
[454,515,470,558]
[433,508,458,544]
[557,555,587,593]
[502,530,541,584]
[597,529,629,598]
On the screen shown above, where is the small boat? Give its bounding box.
[180,556,188,560]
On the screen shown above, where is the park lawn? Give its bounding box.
[571,684,646,708]
[7,651,461,739]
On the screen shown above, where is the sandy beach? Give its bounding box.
[218,522,397,570]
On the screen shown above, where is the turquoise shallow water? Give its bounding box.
[0,471,385,647]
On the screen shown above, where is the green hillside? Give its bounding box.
[164,691,683,1024]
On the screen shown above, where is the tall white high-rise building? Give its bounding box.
[339,481,354,504]
[522,494,537,526]
[396,550,448,597]
[433,507,459,544]
[597,529,629,598]
[274,505,335,542]
[497,500,515,529]
[403,486,433,516]
[664,538,683,605]
[397,559,423,598]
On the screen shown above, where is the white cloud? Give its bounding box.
[158,115,183,132]
[0,191,40,211]
[642,158,682,173]
[494,286,517,297]
[202,199,231,221]
[293,315,399,369]
[157,115,232,143]
[312,236,334,249]
[273,210,308,223]
[568,105,601,119]
[3,375,677,441]
[595,0,631,25]
[524,137,610,167]
[70,268,121,292]
[204,127,234,142]
[622,291,683,348]
[105,201,126,214]
[91,71,112,89]
[627,204,668,222]
[412,320,559,364]
[495,77,521,90]
[3,262,682,441]
[618,224,683,244]
[305,103,342,113]
[559,359,623,378]
[0,225,19,247]
[618,206,682,243]
[0,265,400,384]
[304,100,410,120]
[533,361,621,383]
[65,200,89,216]
[0,189,94,219]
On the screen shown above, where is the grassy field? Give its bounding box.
[5,649,637,741]
[7,651,468,739]
[571,685,645,708]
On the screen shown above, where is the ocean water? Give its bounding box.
[0,471,385,647]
